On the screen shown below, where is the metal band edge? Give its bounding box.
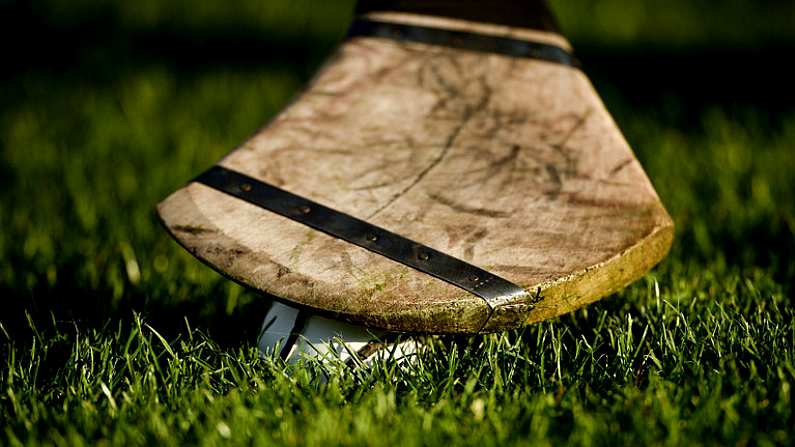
[194,165,527,309]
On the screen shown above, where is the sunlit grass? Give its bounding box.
[1,1,794,445]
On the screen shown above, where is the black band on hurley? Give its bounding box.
[280,310,308,359]
[348,19,579,68]
[195,166,527,308]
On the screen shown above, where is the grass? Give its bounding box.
[1,0,794,445]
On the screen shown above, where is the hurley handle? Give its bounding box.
[355,0,560,32]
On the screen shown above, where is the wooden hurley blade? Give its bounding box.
[157,1,673,334]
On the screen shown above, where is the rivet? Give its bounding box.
[298,205,311,214]
[468,274,479,282]
[240,183,253,192]
[366,233,378,242]
[418,252,430,261]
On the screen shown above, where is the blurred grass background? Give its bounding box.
[1,0,794,445]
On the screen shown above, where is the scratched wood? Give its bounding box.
[157,8,673,333]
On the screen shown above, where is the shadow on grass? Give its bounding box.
[0,271,275,349]
[0,1,345,86]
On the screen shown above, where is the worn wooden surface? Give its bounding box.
[158,12,673,333]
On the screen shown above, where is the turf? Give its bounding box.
[1,1,794,445]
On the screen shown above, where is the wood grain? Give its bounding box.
[157,13,673,333]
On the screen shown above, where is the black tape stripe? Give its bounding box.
[280,310,307,360]
[195,166,526,308]
[348,19,579,68]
